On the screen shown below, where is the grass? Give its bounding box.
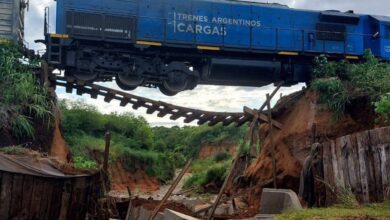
[276,201,390,220]
[0,43,53,139]
[0,145,30,155]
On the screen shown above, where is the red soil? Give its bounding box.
[237,90,375,211]
[109,162,160,192]
[198,142,236,160]
[50,114,70,163]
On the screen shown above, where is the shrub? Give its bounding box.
[73,156,98,169]
[375,95,390,125]
[214,152,231,162]
[184,158,231,190]
[335,187,359,208]
[311,78,348,120]
[205,165,228,187]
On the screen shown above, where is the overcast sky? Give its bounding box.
[24,0,390,126]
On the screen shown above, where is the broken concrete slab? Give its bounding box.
[164,209,200,220]
[259,188,302,215]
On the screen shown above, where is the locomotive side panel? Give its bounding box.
[49,0,390,96]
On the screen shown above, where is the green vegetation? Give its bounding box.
[60,100,245,183]
[311,78,347,120]
[184,154,232,191]
[0,43,52,139]
[73,156,97,169]
[276,201,390,220]
[375,95,390,125]
[312,51,390,120]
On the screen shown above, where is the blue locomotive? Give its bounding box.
[45,0,390,95]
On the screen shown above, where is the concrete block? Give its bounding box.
[255,214,275,220]
[259,188,302,215]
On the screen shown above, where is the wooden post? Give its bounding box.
[125,187,133,220]
[266,94,277,189]
[207,84,284,220]
[207,120,257,220]
[148,158,193,220]
[103,131,111,172]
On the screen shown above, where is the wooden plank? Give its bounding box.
[336,137,347,188]
[9,174,23,219]
[146,105,159,114]
[59,180,72,220]
[385,143,390,194]
[0,172,13,219]
[344,136,356,190]
[379,144,389,200]
[243,107,283,129]
[48,180,65,220]
[30,177,44,219]
[183,113,202,123]
[235,115,251,127]
[38,180,51,218]
[350,134,363,202]
[369,129,386,201]
[357,131,370,203]
[39,179,55,220]
[120,98,130,107]
[322,141,330,205]
[20,175,34,220]
[372,143,384,201]
[208,115,225,126]
[75,178,88,220]
[170,111,186,120]
[330,140,340,188]
[198,114,213,125]
[104,92,116,103]
[363,131,377,202]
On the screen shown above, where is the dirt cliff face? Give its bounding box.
[109,162,160,192]
[198,142,236,160]
[50,106,70,163]
[238,90,375,209]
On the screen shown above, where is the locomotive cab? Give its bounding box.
[369,16,390,60]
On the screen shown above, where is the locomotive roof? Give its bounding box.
[371,15,390,24]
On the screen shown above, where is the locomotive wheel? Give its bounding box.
[158,84,178,96]
[117,72,144,88]
[160,71,189,95]
[72,71,98,81]
[115,76,137,91]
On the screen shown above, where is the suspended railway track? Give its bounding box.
[52,76,256,127]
